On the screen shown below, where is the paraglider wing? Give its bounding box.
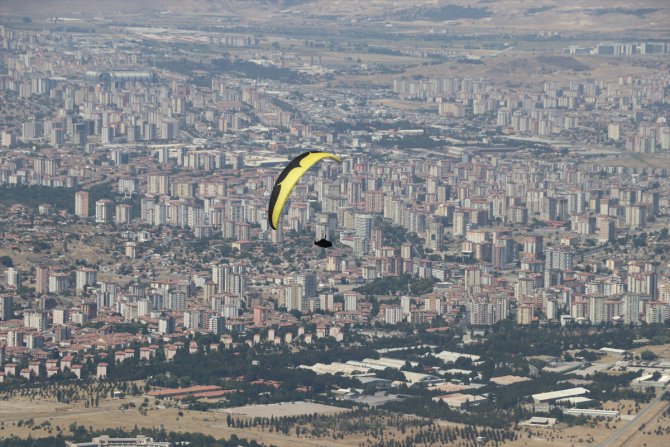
[268,151,342,230]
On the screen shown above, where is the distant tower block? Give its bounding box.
[125,242,137,259]
[35,265,49,295]
[74,191,89,218]
[271,224,282,244]
[401,242,412,260]
[95,199,113,223]
[158,147,169,164]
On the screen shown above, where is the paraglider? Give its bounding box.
[268,151,342,232]
[314,238,333,248]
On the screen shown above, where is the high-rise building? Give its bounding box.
[401,243,413,260]
[101,126,114,144]
[589,296,606,324]
[253,307,269,326]
[4,267,20,289]
[353,236,369,256]
[127,125,141,143]
[627,272,657,300]
[115,204,132,225]
[125,242,137,258]
[496,297,508,322]
[159,119,180,140]
[471,302,495,325]
[74,191,89,218]
[52,308,69,325]
[147,174,170,196]
[158,316,175,334]
[222,303,238,319]
[226,273,246,298]
[96,291,111,309]
[54,326,71,342]
[183,309,202,329]
[7,329,24,347]
[75,268,97,291]
[101,282,118,303]
[208,315,225,334]
[597,215,616,243]
[136,300,150,317]
[22,121,41,140]
[571,214,596,235]
[344,292,358,312]
[48,271,69,293]
[425,222,444,251]
[625,204,647,229]
[424,296,443,315]
[50,128,64,147]
[623,294,642,325]
[318,293,334,311]
[158,147,169,164]
[401,296,412,315]
[296,272,316,298]
[23,310,47,331]
[607,123,620,141]
[516,304,535,325]
[542,298,554,320]
[0,295,13,320]
[166,291,186,311]
[315,213,337,242]
[82,301,97,319]
[545,245,575,271]
[35,266,48,295]
[384,306,403,324]
[646,303,670,324]
[659,283,670,304]
[95,199,113,223]
[25,333,44,349]
[354,213,375,240]
[453,209,469,237]
[285,282,305,312]
[522,235,544,259]
[211,264,230,294]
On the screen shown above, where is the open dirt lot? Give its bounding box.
[632,344,670,359]
[596,153,670,171]
[616,402,670,447]
[2,391,668,447]
[0,395,357,447]
[219,401,350,419]
[2,0,668,38]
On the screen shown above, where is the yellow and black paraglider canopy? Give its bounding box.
[268,151,342,230]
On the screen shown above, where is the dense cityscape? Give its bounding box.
[0,1,669,446]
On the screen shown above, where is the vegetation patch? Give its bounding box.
[535,55,590,72]
[587,8,659,17]
[391,5,492,22]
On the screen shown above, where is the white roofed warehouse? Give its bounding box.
[532,387,590,403]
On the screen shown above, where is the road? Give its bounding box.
[596,395,666,447]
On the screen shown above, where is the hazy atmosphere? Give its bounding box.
[0,1,669,447]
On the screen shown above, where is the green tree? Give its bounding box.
[640,350,657,362]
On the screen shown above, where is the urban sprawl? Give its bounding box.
[0,14,669,447]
